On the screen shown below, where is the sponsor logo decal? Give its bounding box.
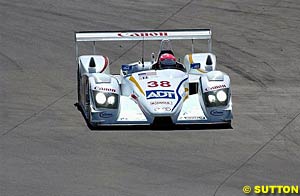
[138,73,147,80]
[191,63,201,69]
[99,111,113,118]
[205,84,226,91]
[138,73,148,80]
[94,86,116,93]
[138,72,156,80]
[210,110,224,116]
[154,107,172,112]
[118,32,168,37]
[146,72,157,76]
[146,90,175,99]
[179,111,206,120]
[183,116,205,120]
[121,64,132,71]
[150,101,173,105]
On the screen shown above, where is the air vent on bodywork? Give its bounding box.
[189,83,199,95]
[207,71,224,81]
[89,57,96,67]
[152,117,173,126]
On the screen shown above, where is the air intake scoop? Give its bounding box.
[89,57,96,67]
[206,55,212,65]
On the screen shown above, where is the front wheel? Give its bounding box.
[87,104,97,129]
[77,67,81,103]
[86,86,97,130]
[222,120,232,129]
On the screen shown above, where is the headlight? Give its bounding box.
[95,92,107,104]
[208,95,216,103]
[93,91,119,109]
[107,96,116,105]
[203,88,229,107]
[216,90,227,102]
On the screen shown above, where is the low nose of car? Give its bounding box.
[142,88,177,115]
[142,85,187,116]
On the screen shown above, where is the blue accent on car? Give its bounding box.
[191,63,201,69]
[172,78,188,111]
[121,64,132,71]
[99,111,113,118]
[210,110,224,116]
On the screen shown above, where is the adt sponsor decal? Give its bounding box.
[99,111,113,118]
[146,90,175,99]
[210,110,224,116]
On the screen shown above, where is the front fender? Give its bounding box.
[199,71,232,121]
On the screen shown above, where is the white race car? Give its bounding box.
[75,29,232,128]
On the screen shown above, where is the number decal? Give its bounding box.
[147,81,171,87]
[160,81,171,87]
[147,81,158,87]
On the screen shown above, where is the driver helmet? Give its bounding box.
[159,53,176,69]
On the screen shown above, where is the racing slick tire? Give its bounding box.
[77,66,81,103]
[85,83,97,130]
[223,121,232,129]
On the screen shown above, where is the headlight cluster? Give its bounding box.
[93,91,119,109]
[203,88,229,107]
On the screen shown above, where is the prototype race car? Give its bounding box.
[75,29,232,128]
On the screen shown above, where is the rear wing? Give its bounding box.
[75,29,212,61]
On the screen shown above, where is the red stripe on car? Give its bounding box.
[100,56,109,73]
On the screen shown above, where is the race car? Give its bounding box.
[75,29,232,128]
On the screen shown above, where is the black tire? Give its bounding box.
[86,83,97,129]
[222,121,232,129]
[87,104,96,129]
[77,66,81,103]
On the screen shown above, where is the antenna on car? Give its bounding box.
[141,36,145,68]
[191,39,194,53]
[93,41,96,54]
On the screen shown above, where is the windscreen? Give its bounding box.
[159,39,173,52]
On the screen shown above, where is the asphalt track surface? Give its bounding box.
[1,1,300,196]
